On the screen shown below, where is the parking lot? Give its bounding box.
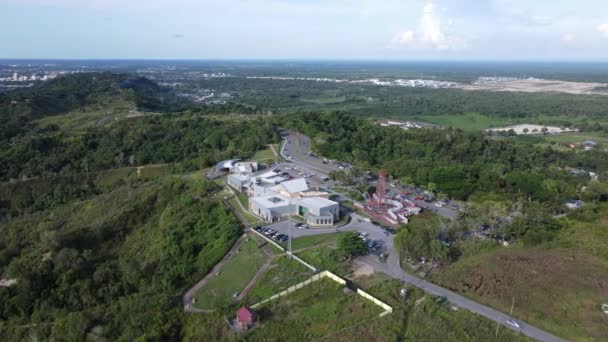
[261,213,391,256]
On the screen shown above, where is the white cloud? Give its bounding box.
[561,33,575,42]
[395,30,415,44]
[599,23,608,37]
[392,1,468,51]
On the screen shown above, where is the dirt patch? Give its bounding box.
[352,260,375,278]
[461,78,608,96]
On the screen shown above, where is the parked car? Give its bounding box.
[506,320,521,329]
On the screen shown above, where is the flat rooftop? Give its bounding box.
[298,197,338,210]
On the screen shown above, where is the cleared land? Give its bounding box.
[461,78,608,96]
[194,237,268,310]
[487,124,578,135]
[252,145,278,164]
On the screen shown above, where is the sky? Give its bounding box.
[1,0,608,60]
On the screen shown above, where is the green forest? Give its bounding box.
[0,73,280,340]
[2,71,607,341]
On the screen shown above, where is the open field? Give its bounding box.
[247,278,382,340]
[35,100,137,131]
[432,247,608,341]
[413,113,515,130]
[487,124,578,135]
[252,145,278,164]
[297,245,351,275]
[194,237,268,310]
[461,78,608,96]
[281,232,346,251]
[539,132,608,146]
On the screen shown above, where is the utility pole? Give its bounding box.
[288,224,292,259]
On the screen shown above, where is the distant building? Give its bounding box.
[582,140,597,151]
[236,307,257,331]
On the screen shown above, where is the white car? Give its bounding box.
[363,217,371,222]
[506,320,521,329]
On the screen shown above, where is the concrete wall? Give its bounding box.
[250,270,392,318]
[356,288,394,317]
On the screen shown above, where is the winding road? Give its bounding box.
[277,130,568,342]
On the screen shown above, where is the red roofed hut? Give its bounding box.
[236,307,257,331]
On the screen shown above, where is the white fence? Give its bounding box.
[250,228,285,252]
[289,253,317,272]
[251,270,392,317]
[356,288,393,317]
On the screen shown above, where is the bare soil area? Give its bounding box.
[461,79,608,95]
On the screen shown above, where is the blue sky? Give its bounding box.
[1,0,608,60]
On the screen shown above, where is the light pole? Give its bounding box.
[288,223,292,259]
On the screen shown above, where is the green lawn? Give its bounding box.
[247,278,382,340]
[297,245,351,275]
[194,237,268,310]
[414,113,514,130]
[36,100,136,131]
[253,146,278,164]
[537,132,608,146]
[245,256,315,304]
[282,232,346,251]
[227,195,264,226]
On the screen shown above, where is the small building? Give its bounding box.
[216,159,240,172]
[236,307,257,331]
[583,140,597,151]
[227,174,251,192]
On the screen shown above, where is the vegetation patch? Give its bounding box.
[245,256,315,304]
[433,248,608,340]
[247,278,382,340]
[194,237,268,310]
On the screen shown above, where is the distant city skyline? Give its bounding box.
[1,0,608,61]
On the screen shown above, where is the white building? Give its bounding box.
[296,197,340,226]
[249,195,294,222]
[225,161,340,226]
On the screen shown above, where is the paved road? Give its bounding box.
[276,130,568,342]
[281,130,341,175]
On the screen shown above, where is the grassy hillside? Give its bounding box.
[433,207,608,341]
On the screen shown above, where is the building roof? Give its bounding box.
[280,178,309,194]
[228,174,250,182]
[236,307,256,323]
[256,171,279,179]
[250,194,292,209]
[216,159,239,169]
[297,197,338,210]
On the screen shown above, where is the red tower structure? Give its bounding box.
[369,170,388,208]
